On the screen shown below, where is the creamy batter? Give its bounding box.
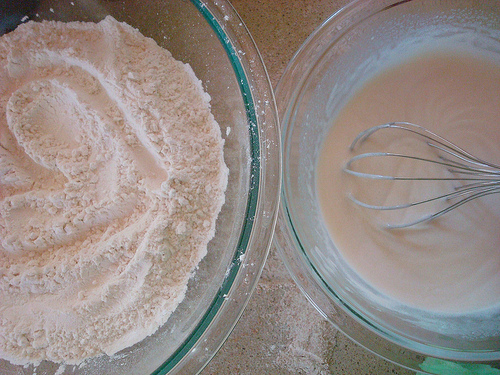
[0,17,228,364]
[317,51,500,313]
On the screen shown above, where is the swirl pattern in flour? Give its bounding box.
[0,16,228,365]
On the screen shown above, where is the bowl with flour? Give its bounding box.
[0,1,280,374]
[275,0,500,373]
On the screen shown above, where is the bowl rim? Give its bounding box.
[158,1,282,374]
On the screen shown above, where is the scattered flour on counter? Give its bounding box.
[0,16,228,365]
[274,285,330,375]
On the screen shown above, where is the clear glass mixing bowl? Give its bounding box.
[0,0,280,374]
[275,0,500,374]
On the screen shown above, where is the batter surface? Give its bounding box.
[317,51,500,313]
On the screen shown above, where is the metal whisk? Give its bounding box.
[343,122,500,229]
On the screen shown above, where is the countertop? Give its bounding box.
[202,1,416,374]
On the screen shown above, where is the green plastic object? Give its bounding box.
[420,358,500,375]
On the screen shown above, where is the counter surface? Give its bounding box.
[203,2,415,374]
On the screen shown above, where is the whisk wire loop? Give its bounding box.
[344,122,500,229]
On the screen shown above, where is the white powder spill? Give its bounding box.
[0,16,228,365]
[273,285,330,375]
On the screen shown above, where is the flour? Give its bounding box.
[273,285,330,375]
[0,16,228,365]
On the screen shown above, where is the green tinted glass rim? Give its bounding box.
[152,1,261,374]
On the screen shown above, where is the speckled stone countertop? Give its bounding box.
[202,1,416,374]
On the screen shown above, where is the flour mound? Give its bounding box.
[0,16,228,365]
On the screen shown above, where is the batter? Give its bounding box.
[317,51,500,313]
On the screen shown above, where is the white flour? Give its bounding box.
[0,16,228,365]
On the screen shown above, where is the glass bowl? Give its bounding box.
[275,0,500,374]
[0,0,280,374]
